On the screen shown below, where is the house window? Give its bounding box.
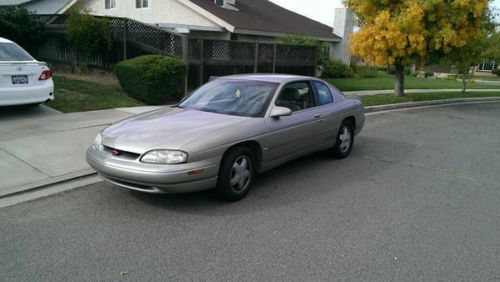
[104,0,116,9]
[478,60,496,72]
[136,0,149,8]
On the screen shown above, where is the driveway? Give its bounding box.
[1,102,499,281]
[0,105,160,197]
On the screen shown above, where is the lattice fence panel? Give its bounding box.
[258,44,274,64]
[126,19,183,58]
[203,40,255,64]
[276,45,317,66]
[188,38,202,63]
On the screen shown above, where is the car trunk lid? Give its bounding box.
[0,61,47,88]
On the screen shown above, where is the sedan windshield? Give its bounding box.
[179,79,278,117]
[0,43,34,61]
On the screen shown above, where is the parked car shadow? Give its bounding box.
[127,137,416,215]
[0,104,59,120]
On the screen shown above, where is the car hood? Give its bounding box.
[101,107,250,154]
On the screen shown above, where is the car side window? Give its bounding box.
[312,81,334,105]
[275,82,315,112]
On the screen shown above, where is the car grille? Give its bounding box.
[103,146,141,160]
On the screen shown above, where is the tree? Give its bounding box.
[66,8,113,63]
[443,12,497,93]
[0,6,46,53]
[346,0,490,96]
[483,27,500,62]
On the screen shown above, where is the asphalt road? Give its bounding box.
[1,103,499,281]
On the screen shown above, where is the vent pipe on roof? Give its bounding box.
[215,0,238,10]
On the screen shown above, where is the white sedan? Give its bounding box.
[0,37,54,106]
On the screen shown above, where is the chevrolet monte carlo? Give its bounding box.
[87,74,365,201]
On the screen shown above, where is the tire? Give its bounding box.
[216,146,255,201]
[332,120,354,159]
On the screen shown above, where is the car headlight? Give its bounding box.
[92,133,104,151]
[141,150,188,164]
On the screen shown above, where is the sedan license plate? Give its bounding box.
[12,75,28,85]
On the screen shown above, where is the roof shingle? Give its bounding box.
[188,0,341,41]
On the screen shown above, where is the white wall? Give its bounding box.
[331,8,354,65]
[75,0,220,28]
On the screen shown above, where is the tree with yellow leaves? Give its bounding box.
[346,0,490,96]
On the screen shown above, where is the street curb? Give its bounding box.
[2,97,500,202]
[365,97,500,113]
[0,169,97,199]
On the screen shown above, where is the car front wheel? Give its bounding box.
[216,146,255,201]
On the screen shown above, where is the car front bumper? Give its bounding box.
[0,80,54,106]
[86,147,220,194]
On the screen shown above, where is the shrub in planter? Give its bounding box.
[114,55,187,105]
[493,68,500,77]
[321,60,353,78]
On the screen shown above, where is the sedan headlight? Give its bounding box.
[93,132,104,151]
[141,150,188,164]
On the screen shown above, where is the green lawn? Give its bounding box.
[362,91,500,107]
[47,76,143,113]
[327,76,500,92]
[474,76,500,81]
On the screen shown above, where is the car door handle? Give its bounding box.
[314,114,322,119]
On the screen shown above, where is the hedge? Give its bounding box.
[114,55,187,105]
[320,60,353,79]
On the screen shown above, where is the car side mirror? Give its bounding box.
[270,106,292,118]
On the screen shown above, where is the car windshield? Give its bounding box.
[0,43,34,61]
[179,79,278,117]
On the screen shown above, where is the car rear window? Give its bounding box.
[0,43,34,61]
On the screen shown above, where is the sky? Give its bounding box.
[270,0,500,27]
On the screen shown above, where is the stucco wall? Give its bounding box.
[74,0,220,28]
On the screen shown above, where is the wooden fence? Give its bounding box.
[34,15,318,90]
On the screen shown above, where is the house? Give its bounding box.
[2,0,354,64]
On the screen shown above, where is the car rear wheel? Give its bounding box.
[216,146,255,201]
[332,120,354,159]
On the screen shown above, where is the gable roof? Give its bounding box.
[22,0,75,14]
[0,0,30,5]
[187,0,341,41]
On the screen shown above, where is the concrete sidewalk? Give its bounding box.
[0,105,161,198]
[344,88,500,96]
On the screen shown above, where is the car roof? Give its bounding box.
[0,37,14,44]
[219,74,316,83]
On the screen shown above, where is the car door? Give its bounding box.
[263,81,323,163]
[311,80,345,146]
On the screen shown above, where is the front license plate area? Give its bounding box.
[12,75,28,85]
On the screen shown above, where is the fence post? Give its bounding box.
[198,39,204,87]
[272,44,277,73]
[254,43,259,73]
[182,36,189,96]
[123,18,128,61]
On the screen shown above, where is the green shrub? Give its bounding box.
[0,6,46,53]
[388,65,413,75]
[66,9,112,56]
[351,64,379,78]
[493,68,500,77]
[114,55,187,105]
[321,60,353,78]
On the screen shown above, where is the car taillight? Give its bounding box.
[39,70,52,81]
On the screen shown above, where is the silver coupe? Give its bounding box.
[86,74,365,201]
